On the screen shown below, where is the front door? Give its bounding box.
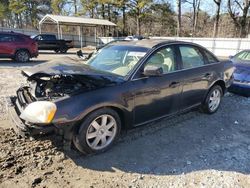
[131,45,183,125]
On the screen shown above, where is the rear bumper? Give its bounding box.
[228,83,250,97]
[6,96,55,137]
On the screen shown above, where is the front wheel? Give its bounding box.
[73,108,121,154]
[202,85,223,114]
[15,50,30,62]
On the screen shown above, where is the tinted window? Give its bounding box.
[204,50,219,64]
[0,34,14,42]
[41,35,56,40]
[0,34,24,42]
[179,46,205,69]
[145,46,176,74]
[13,35,24,42]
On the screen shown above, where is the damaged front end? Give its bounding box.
[7,58,123,140]
[7,73,88,137]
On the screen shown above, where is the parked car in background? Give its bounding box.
[7,40,234,154]
[228,50,250,97]
[0,32,38,62]
[77,40,127,60]
[124,35,145,41]
[32,34,73,53]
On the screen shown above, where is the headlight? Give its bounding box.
[20,101,57,124]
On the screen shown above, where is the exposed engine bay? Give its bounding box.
[24,74,97,101]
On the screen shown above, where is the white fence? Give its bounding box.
[99,36,250,57]
[2,27,250,56]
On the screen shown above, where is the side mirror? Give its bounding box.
[143,65,163,77]
[229,55,233,59]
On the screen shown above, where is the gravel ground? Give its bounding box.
[0,54,250,187]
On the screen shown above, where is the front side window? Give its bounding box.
[144,46,176,74]
[86,45,148,77]
[179,46,205,69]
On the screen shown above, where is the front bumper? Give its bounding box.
[228,82,250,97]
[6,96,55,137]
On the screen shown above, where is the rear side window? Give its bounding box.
[204,50,219,64]
[179,46,205,69]
[0,34,24,42]
[0,34,13,42]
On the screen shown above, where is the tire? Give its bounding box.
[73,108,121,154]
[202,85,223,114]
[54,49,60,53]
[60,47,68,53]
[15,50,30,62]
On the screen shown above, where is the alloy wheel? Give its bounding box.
[17,51,29,62]
[86,114,117,150]
[208,89,221,112]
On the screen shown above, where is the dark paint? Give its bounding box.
[12,40,235,134]
[228,61,250,97]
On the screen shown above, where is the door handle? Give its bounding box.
[169,81,180,88]
[204,73,212,79]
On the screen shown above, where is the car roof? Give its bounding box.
[0,31,28,37]
[110,39,202,49]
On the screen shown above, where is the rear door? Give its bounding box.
[177,44,219,110]
[0,34,16,56]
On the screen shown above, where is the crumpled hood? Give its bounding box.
[22,57,124,85]
[234,63,250,82]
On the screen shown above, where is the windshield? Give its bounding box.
[234,51,250,61]
[85,45,148,77]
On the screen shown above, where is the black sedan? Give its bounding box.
[7,40,234,154]
[228,50,250,97]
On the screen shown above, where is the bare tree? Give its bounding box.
[177,0,182,36]
[192,0,201,35]
[228,0,250,37]
[213,0,221,37]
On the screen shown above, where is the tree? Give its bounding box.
[213,0,221,38]
[80,0,98,18]
[150,2,176,36]
[0,0,9,27]
[51,0,67,15]
[177,0,182,36]
[128,0,152,35]
[116,0,129,35]
[192,0,201,35]
[228,0,250,37]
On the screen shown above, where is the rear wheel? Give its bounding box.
[202,85,223,114]
[60,47,68,53]
[54,49,60,53]
[15,50,30,62]
[73,108,121,154]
